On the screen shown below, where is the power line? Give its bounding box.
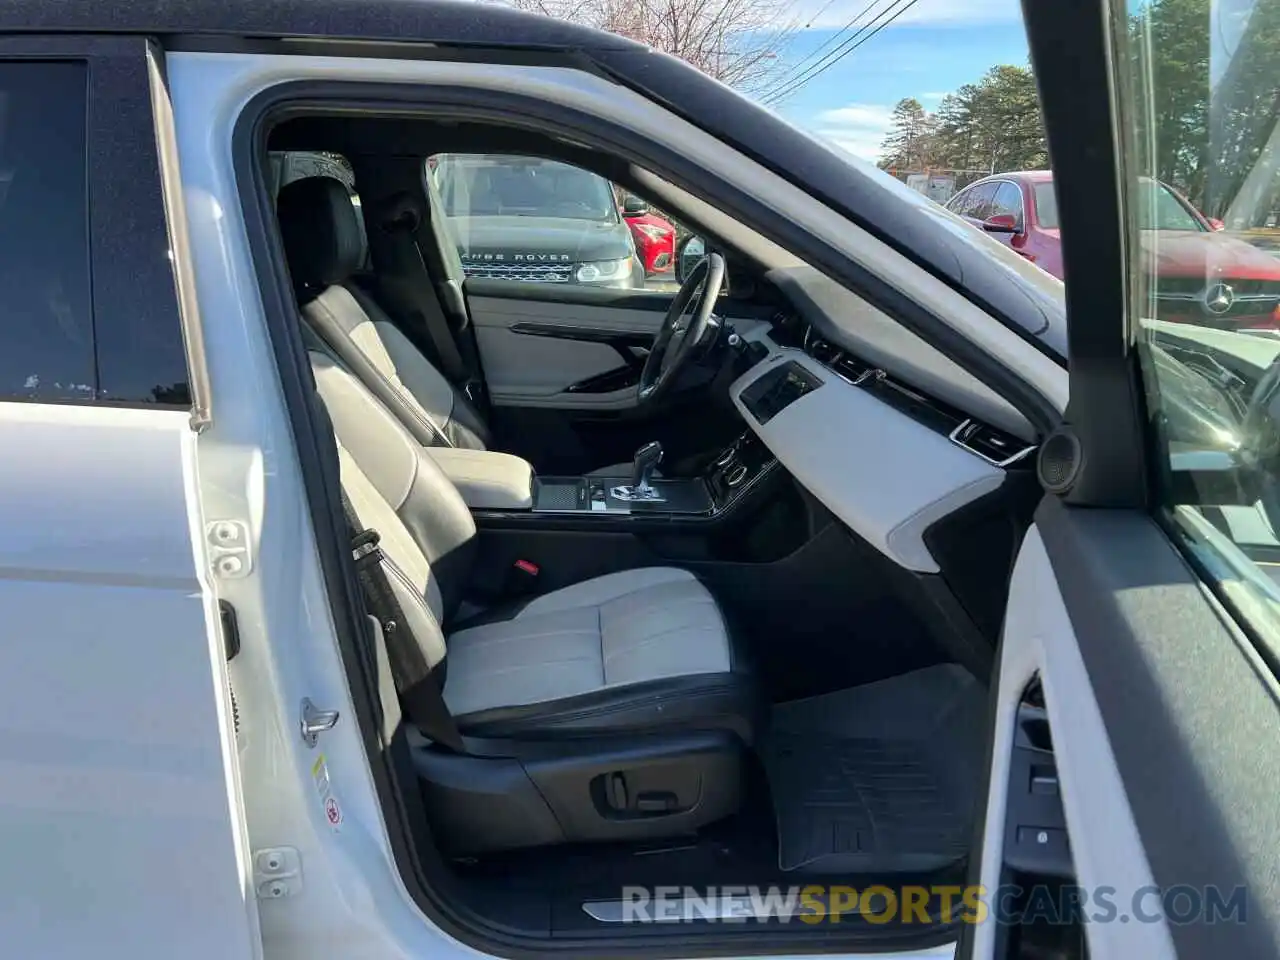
[763,0,919,104]
[763,0,923,106]
[756,0,892,103]
[800,0,849,31]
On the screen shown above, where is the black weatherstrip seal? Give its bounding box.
[1036,496,1280,958]
[233,82,965,958]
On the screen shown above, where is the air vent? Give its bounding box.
[808,339,842,364]
[807,345,1033,465]
[828,354,873,384]
[950,419,1036,467]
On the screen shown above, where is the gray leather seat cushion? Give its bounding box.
[444,568,730,717]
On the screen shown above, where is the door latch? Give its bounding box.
[299,698,339,748]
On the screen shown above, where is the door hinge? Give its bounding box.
[300,698,340,748]
[253,846,302,900]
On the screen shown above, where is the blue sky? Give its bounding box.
[763,0,1031,161]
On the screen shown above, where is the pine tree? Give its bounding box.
[879,98,932,171]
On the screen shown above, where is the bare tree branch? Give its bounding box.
[505,0,798,92]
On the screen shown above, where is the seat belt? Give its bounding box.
[379,217,474,391]
[340,492,467,753]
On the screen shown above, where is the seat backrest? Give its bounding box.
[278,175,489,451]
[310,344,478,633]
[337,439,449,670]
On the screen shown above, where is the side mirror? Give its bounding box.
[1207,217,1226,232]
[623,195,649,217]
[981,213,1019,234]
[676,235,706,284]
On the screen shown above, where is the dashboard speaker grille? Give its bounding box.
[1037,429,1082,494]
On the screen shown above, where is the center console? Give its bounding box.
[527,429,776,522]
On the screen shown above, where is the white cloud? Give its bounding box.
[812,102,895,161]
[794,0,1022,30]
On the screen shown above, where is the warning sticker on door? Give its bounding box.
[311,754,343,832]
[324,796,343,827]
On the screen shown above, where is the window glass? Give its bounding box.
[966,182,998,220]
[991,182,1024,224]
[428,154,659,289]
[0,62,95,402]
[1137,182,1206,232]
[1124,0,1280,640]
[1033,183,1059,229]
[947,187,975,216]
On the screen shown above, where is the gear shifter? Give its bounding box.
[630,441,664,494]
[611,441,665,502]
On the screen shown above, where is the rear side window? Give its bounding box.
[1033,183,1059,229]
[0,62,94,401]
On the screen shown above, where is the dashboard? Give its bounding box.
[765,267,1037,444]
[727,269,1040,575]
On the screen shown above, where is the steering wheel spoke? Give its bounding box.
[637,253,726,406]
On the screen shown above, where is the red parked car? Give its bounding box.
[620,194,676,276]
[947,170,1280,328]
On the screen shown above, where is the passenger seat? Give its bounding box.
[309,344,758,855]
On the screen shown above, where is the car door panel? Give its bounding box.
[467,284,671,408]
[966,505,1173,959]
[966,495,1280,957]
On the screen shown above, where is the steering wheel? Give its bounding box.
[637,252,726,405]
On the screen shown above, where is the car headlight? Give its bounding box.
[635,224,672,242]
[577,257,633,283]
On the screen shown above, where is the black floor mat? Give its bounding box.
[760,664,985,875]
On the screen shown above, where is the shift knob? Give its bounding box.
[631,441,664,491]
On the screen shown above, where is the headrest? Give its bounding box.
[277,176,365,295]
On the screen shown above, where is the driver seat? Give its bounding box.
[278,174,639,475]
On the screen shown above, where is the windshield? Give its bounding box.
[434,154,618,222]
[1138,182,1206,232]
[1033,183,1059,229]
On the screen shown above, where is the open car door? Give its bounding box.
[962,0,1280,956]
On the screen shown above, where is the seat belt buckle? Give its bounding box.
[504,559,540,598]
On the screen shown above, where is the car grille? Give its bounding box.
[1157,277,1278,298]
[1154,276,1280,320]
[460,260,577,283]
